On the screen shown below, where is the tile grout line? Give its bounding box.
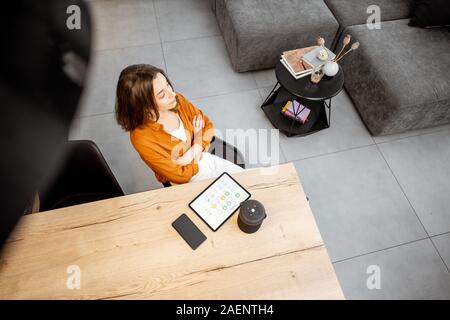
[93,41,162,53]
[374,127,450,146]
[152,0,168,74]
[257,87,265,102]
[159,34,222,45]
[375,143,429,237]
[77,111,114,120]
[250,71,262,94]
[430,237,450,274]
[285,142,376,164]
[283,125,450,164]
[88,0,114,4]
[332,237,429,264]
[369,132,376,146]
[190,87,263,102]
[257,86,273,104]
[430,230,450,238]
[94,34,225,53]
[374,143,450,274]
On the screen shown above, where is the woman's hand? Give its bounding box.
[192,115,204,163]
[193,114,205,138]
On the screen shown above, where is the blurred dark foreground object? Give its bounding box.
[37,140,124,212]
[0,1,92,248]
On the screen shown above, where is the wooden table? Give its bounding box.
[0,163,344,299]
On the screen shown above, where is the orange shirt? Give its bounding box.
[130,93,214,184]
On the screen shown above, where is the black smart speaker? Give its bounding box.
[238,199,266,233]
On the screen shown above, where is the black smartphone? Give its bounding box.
[172,214,207,250]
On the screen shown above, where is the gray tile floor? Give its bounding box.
[74,0,450,299]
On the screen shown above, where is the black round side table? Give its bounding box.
[261,59,344,137]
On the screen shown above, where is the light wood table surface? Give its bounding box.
[0,163,344,299]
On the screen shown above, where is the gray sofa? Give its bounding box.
[211,0,339,72]
[210,0,450,136]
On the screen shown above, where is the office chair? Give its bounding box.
[37,140,124,212]
[162,137,245,187]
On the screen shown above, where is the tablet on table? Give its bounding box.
[189,172,251,231]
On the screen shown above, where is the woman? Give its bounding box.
[115,64,243,185]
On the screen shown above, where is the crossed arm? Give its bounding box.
[174,114,206,166]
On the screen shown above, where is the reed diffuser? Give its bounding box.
[323,35,360,77]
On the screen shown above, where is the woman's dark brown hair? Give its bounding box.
[115,64,174,131]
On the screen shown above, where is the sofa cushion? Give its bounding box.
[338,19,450,135]
[324,0,415,29]
[214,0,339,72]
[325,0,415,49]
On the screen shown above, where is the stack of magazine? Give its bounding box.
[281,100,310,124]
[280,46,336,79]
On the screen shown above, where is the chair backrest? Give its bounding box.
[208,136,245,169]
[38,140,124,211]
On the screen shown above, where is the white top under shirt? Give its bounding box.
[168,113,187,142]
